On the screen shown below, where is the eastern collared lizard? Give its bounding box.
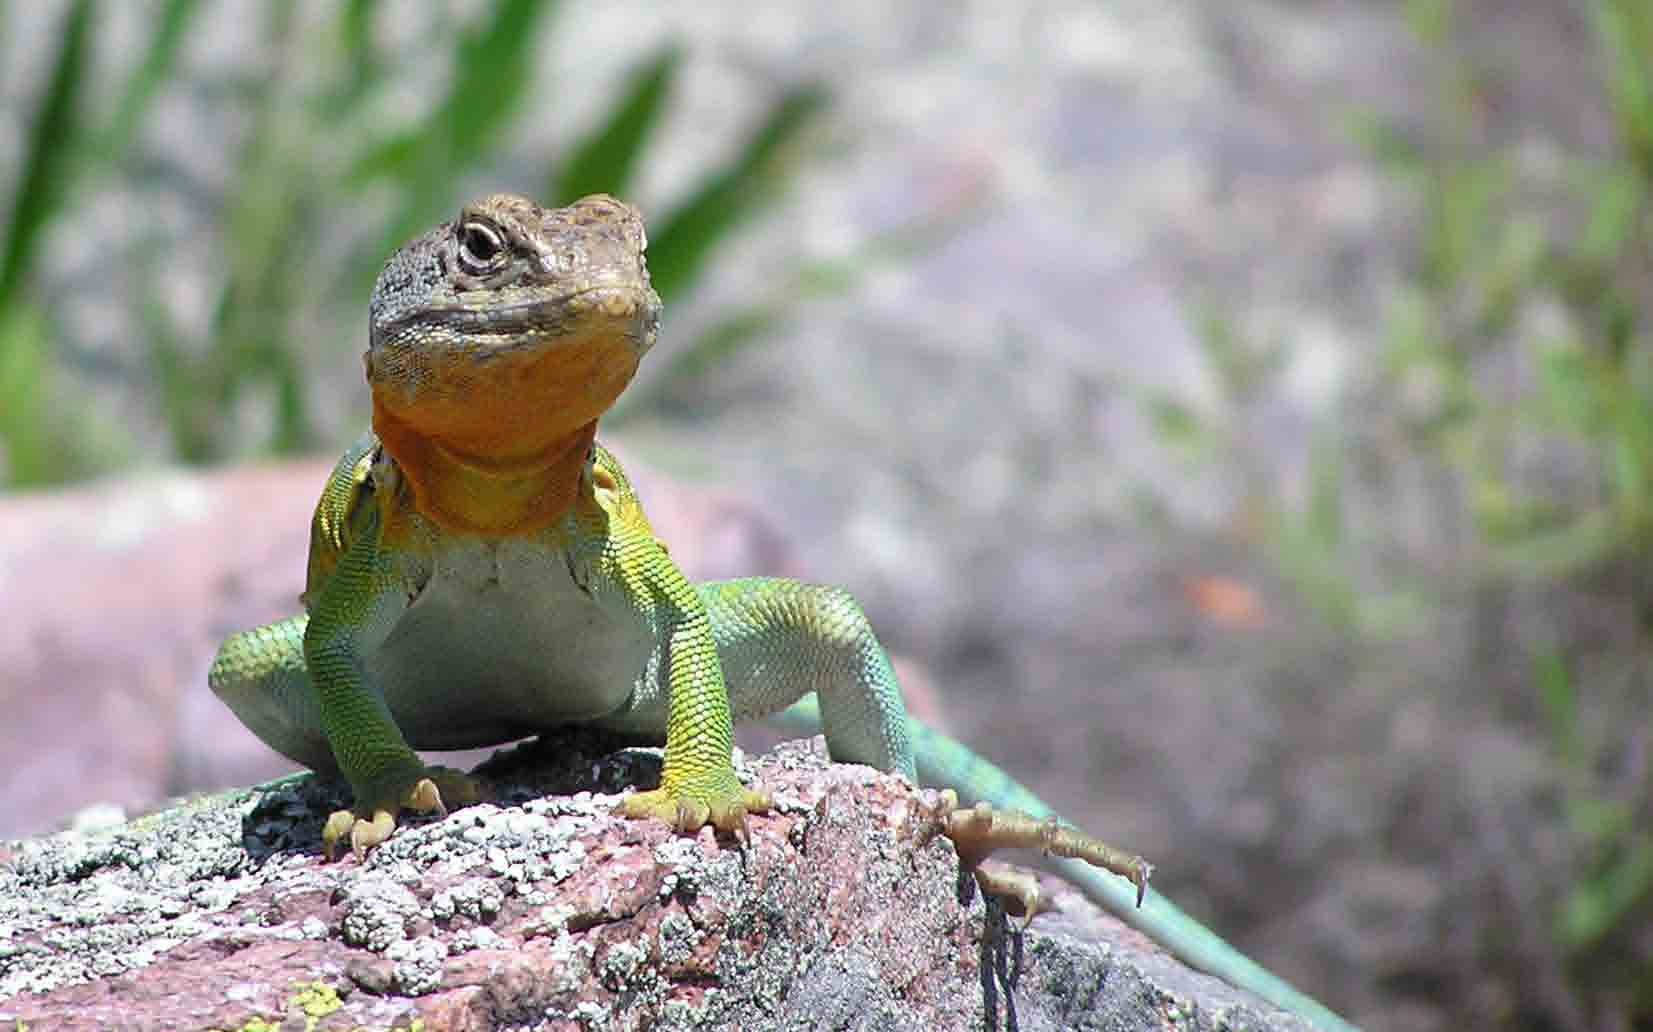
[209,193,1355,1031]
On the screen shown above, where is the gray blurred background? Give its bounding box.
[2,2,1650,1029]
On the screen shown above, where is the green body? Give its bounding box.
[210,193,1354,1031]
[212,435,913,809]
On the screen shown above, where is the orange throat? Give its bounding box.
[371,396,597,536]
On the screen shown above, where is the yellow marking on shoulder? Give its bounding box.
[588,444,659,545]
[302,439,379,606]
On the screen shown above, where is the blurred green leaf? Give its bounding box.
[1342,110,1426,177]
[313,0,389,122]
[1593,0,1653,175]
[1196,306,1290,405]
[353,2,550,180]
[1560,831,1653,952]
[175,0,316,460]
[1489,509,1620,576]
[0,301,49,484]
[1147,395,1207,453]
[1579,167,1645,264]
[647,83,828,301]
[335,0,382,109]
[100,0,203,163]
[1307,434,1345,550]
[1537,346,1602,435]
[1404,0,1453,47]
[552,45,681,203]
[342,0,377,63]
[1535,651,1575,761]
[0,0,94,311]
[356,0,558,282]
[143,288,209,462]
[432,0,549,166]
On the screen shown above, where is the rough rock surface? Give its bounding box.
[0,735,1308,1031]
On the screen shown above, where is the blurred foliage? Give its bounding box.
[1140,1,1652,1022]
[1364,0,1653,1023]
[0,0,832,486]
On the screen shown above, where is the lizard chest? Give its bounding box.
[367,534,657,749]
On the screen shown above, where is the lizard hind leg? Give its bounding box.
[209,614,340,774]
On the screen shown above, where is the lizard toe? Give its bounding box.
[322,809,357,861]
[615,788,703,830]
[350,809,398,860]
[707,788,773,844]
[323,766,487,861]
[618,782,773,842]
[405,767,484,816]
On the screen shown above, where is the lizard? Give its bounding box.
[208,192,1356,1032]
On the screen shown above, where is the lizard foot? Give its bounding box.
[617,779,773,843]
[323,766,485,861]
[921,790,1152,927]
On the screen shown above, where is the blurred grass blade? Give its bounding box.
[333,0,383,111]
[100,0,203,163]
[552,44,681,203]
[0,302,49,485]
[1593,0,1653,174]
[355,0,557,286]
[1307,433,1346,549]
[647,83,828,301]
[353,0,553,186]
[0,0,94,312]
[1534,651,1575,762]
[1560,831,1653,952]
[438,0,549,164]
[343,0,378,64]
[1580,167,1644,264]
[142,286,212,463]
[1403,0,1452,47]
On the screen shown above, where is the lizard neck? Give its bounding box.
[371,397,597,537]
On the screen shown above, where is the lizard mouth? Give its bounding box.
[370,281,660,358]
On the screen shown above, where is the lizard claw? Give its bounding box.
[322,766,485,860]
[617,783,773,844]
[322,808,399,861]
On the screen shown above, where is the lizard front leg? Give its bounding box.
[592,522,771,837]
[303,515,481,859]
[613,605,772,838]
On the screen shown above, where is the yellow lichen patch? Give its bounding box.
[291,981,344,1019]
[209,981,345,1032]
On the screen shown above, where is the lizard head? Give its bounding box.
[364,194,662,534]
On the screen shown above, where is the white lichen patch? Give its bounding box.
[430,877,505,923]
[385,935,448,995]
[337,875,421,951]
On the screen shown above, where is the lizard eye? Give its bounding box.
[457,220,505,274]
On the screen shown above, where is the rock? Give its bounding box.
[0,734,1309,1031]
